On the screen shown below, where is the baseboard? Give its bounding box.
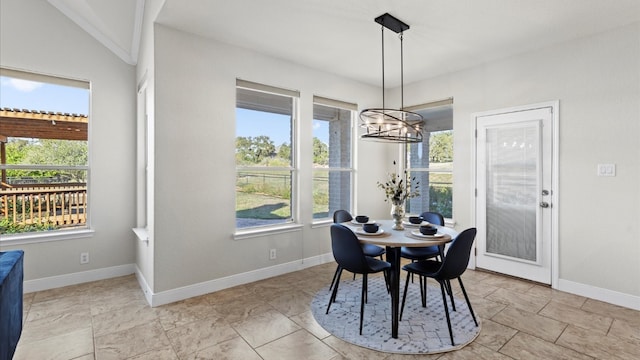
[23,264,135,293]
[557,278,640,311]
[22,255,638,312]
[137,252,335,307]
[134,265,154,306]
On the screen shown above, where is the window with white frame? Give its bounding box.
[235,80,298,229]
[312,97,354,219]
[406,100,453,219]
[134,78,149,240]
[0,68,90,235]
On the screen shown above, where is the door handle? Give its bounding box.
[540,202,550,208]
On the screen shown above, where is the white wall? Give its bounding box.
[399,22,640,300]
[0,0,136,283]
[151,24,389,293]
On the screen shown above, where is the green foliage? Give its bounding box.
[313,137,328,165]
[429,131,453,163]
[235,135,276,164]
[235,171,292,220]
[6,139,29,164]
[236,172,291,199]
[24,139,87,165]
[277,142,291,160]
[235,192,290,219]
[235,136,253,164]
[5,138,87,181]
[429,186,453,218]
[0,217,57,234]
[312,172,329,216]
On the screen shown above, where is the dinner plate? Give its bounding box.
[402,220,430,227]
[410,230,444,238]
[355,228,385,236]
[351,219,375,225]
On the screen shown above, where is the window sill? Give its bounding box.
[132,227,149,243]
[310,219,332,228]
[234,223,303,240]
[0,228,95,246]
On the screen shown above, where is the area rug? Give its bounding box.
[311,276,481,354]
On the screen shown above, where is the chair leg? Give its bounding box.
[379,269,390,293]
[439,280,455,346]
[326,268,343,314]
[448,279,456,312]
[400,271,411,321]
[458,277,478,326]
[419,275,426,307]
[439,244,453,307]
[411,259,415,283]
[360,273,367,335]
[442,278,455,310]
[364,273,368,304]
[329,265,341,291]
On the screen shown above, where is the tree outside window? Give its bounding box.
[407,103,453,219]
[235,81,298,229]
[312,98,354,219]
[0,69,89,235]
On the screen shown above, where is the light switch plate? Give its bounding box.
[597,164,616,177]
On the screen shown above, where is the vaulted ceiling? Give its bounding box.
[49,0,640,87]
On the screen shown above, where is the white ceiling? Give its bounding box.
[50,0,640,87]
[47,0,144,65]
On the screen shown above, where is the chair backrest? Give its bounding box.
[436,228,477,280]
[330,224,370,274]
[333,210,353,223]
[419,211,445,226]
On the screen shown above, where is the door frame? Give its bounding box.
[471,101,560,289]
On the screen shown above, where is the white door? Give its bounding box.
[475,105,554,284]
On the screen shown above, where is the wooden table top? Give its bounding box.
[342,219,455,248]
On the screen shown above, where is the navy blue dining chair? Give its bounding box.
[399,228,479,345]
[400,211,445,263]
[326,224,391,335]
[401,211,445,291]
[329,210,386,291]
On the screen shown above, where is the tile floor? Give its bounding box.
[13,262,640,360]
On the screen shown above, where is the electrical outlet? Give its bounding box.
[80,252,89,264]
[269,248,277,260]
[597,163,616,177]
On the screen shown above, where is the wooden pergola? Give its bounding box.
[0,108,88,184]
[0,108,87,140]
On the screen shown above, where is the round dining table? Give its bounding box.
[342,219,456,339]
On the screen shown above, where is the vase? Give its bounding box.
[390,202,405,230]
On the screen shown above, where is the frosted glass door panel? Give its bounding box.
[485,122,540,263]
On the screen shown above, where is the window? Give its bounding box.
[235,80,298,229]
[406,100,453,219]
[0,68,90,235]
[133,77,150,241]
[312,97,355,219]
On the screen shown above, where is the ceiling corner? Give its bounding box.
[47,0,144,66]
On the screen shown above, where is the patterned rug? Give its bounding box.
[311,275,481,354]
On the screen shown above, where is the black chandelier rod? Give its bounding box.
[400,31,404,111]
[381,25,385,110]
[376,13,410,113]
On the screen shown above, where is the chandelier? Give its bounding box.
[360,13,423,143]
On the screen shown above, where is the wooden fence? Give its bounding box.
[0,184,87,227]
